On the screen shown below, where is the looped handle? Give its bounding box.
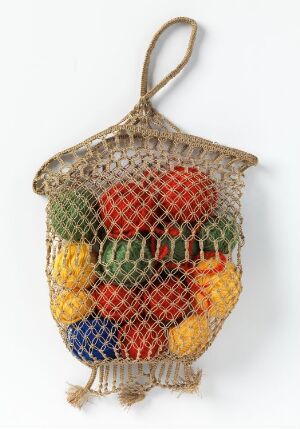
[140,17,197,101]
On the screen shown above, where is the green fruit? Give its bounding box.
[197,216,238,254]
[156,224,199,262]
[98,237,153,285]
[49,188,99,242]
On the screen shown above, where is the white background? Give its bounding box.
[0,1,299,428]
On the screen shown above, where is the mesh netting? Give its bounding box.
[33,17,257,408]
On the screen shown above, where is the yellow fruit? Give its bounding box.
[53,243,97,289]
[194,260,241,318]
[168,314,210,357]
[194,253,227,286]
[193,290,211,315]
[207,266,241,318]
[51,290,94,324]
[196,256,225,274]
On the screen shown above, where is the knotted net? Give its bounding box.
[33,17,257,408]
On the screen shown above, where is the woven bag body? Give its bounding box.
[33,17,257,407]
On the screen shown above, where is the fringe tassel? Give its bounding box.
[66,366,97,409]
[172,368,202,393]
[66,385,90,409]
[118,382,147,407]
[66,361,201,408]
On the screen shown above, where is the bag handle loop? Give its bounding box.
[140,17,197,101]
[33,18,198,196]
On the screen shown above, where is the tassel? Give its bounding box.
[172,368,202,393]
[66,385,90,409]
[66,366,97,409]
[118,382,147,407]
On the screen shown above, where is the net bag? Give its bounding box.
[33,17,258,408]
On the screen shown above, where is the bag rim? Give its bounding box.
[33,123,258,196]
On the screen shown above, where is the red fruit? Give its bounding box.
[152,166,218,223]
[119,321,167,360]
[99,181,156,237]
[146,276,192,322]
[191,289,212,315]
[92,283,142,322]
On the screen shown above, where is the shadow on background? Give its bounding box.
[198,162,284,395]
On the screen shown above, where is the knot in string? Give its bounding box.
[135,96,153,116]
[117,17,197,132]
[129,96,154,126]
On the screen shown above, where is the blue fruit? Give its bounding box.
[67,317,118,362]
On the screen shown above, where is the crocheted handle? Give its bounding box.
[33,18,198,196]
[140,17,197,101]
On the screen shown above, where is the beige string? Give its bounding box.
[66,366,97,408]
[140,17,197,101]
